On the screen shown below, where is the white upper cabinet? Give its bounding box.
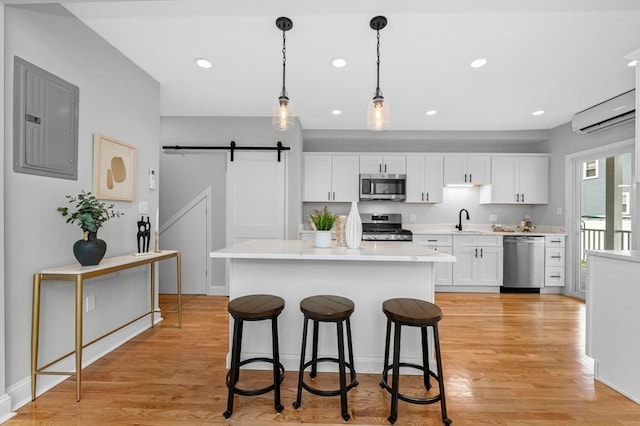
[405,155,443,203]
[480,155,549,204]
[303,154,359,202]
[443,155,490,185]
[360,155,406,174]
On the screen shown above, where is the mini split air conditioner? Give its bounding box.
[571,89,635,134]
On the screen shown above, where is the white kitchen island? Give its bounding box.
[210,239,455,374]
[586,250,640,404]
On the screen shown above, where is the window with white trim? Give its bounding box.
[583,160,598,179]
[622,192,630,215]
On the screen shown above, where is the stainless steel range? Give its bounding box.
[361,213,413,242]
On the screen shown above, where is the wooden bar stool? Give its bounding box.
[380,298,451,425]
[292,295,358,421]
[223,294,285,419]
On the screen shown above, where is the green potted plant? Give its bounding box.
[58,190,123,265]
[309,206,337,248]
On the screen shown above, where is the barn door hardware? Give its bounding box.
[162,141,290,162]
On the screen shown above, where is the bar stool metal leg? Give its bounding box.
[389,320,402,424]
[381,317,392,387]
[310,319,319,378]
[224,318,243,419]
[293,315,309,409]
[433,324,451,425]
[345,317,358,387]
[271,315,284,413]
[421,326,432,390]
[336,319,350,421]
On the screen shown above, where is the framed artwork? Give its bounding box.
[93,134,136,201]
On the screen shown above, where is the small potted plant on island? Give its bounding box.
[309,206,337,248]
[58,190,123,266]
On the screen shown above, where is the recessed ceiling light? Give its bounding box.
[628,60,639,67]
[331,58,347,68]
[426,110,438,116]
[194,58,212,69]
[332,109,342,115]
[470,58,487,68]
[532,110,545,116]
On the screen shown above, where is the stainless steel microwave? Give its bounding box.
[360,174,407,201]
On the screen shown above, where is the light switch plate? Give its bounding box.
[489,214,498,222]
[139,201,149,214]
[149,169,157,189]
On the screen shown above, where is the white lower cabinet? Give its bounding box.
[453,235,503,286]
[413,235,452,287]
[545,235,565,287]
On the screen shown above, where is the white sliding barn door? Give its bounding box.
[159,190,209,294]
[226,151,287,245]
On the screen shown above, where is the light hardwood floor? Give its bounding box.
[8,293,640,425]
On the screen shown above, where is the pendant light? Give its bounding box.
[367,15,390,131]
[273,17,295,131]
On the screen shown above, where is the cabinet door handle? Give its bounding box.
[384,164,387,173]
[516,193,520,202]
[469,173,472,182]
[521,193,525,203]
[421,192,425,201]
[475,248,478,258]
[428,239,438,242]
[333,192,336,200]
[328,191,331,201]
[426,192,429,202]
[550,255,562,259]
[464,173,468,183]
[480,248,483,258]
[379,164,382,173]
[550,274,561,279]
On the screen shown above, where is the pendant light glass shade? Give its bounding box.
[273,17,295,131]
[273,95,295,131]
[367,16,389,131]
[367,94,390,131]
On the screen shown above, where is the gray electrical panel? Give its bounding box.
[14,56,79,180]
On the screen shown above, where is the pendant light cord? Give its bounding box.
[375,29,381,96]
[281,30,287,97]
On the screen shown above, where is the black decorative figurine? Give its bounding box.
[137,216,151,253]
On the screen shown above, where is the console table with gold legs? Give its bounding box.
[31,250,182,402]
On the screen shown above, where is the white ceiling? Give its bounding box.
[31,1,640,131]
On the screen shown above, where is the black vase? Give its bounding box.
[73,231,107,266]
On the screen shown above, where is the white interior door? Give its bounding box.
[159,193,208,294]
[226,151,287,245]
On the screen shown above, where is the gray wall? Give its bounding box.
[4,4,160,404]
[160,116,303,291]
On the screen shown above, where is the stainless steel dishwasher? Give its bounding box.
[503,236,545,290]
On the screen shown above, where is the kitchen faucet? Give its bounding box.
[455,209,470,231]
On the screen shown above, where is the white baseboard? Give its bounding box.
[0,394,16,424]
[208,284,227,296]
[8,313,162,412]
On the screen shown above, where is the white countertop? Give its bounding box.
[298,223,566,237]
[586,250,640,263]
[210,239,456,263]
[405,224,566,236]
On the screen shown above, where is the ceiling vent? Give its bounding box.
[571,89,635,134]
